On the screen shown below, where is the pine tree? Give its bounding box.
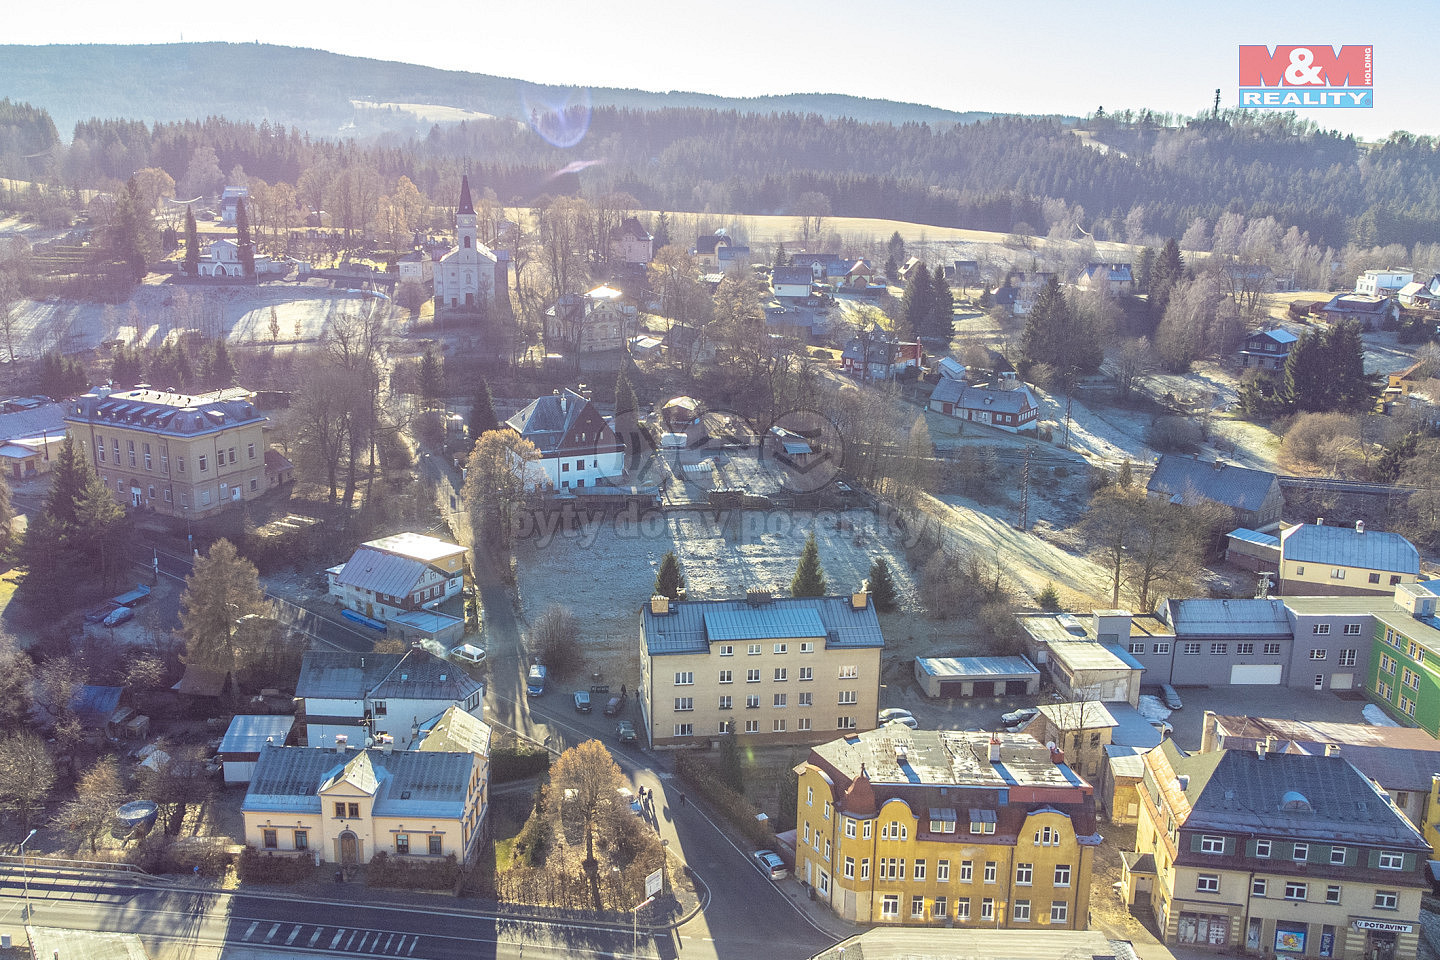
[468,379,499,444]
[887,231,906,267]
[930,268,955,340]
[1282,330,1330,412]
[211,339,236,387]
[1036,582,1061,611]
[791,531,827,598]
[654,551,685,599]
[773,242,788,268]
[902,263,934,335]
[183,205,200,277]
[1148,238,1184,319]
[235,198,255,277]
[1117,460,1134,488]
[179,538,269,674]
[44,435,90,529]
[717,723,744,791]
[75,472,128,588]
[652,212,670,250]
[613,366,641,473]
[0,470,13,559]
[867,557,898,612]
[418,350,442,401]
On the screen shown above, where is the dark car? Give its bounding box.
[604,692,628,717]
[573,690,592,713]
[615,720,638,743]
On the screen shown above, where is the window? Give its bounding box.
[1211,642,1227,655]
[1375,890,1398,910]
[839,665,858,679]
[931,818,956,834]
[938,859,950,882]
[201,490,210,505]
[773,643,787,654]
[845,818,856,839]
[747,644,761,656]
[746,669,761,683]
[798,666,813,681]
[1370,571,1382,584]
[1381,655,1396,674]
[396,834,410,855]
[1128,642,1145,655]
[797,718,812,731]
[1313,623,1331,635]
[1015,863,1032,885]
[1340,649,1357,666]
[348,803,360,818]
[970,818,995,835]
[294,830,308,850]
[984,861,997,883]
[1392,574,1403,586]
[1200,835,1225,854]
[112,439,120,461]
[198,454,208,472]
[428,835,443,856]
[1196,874,1220,893]
[1326,885,1342,904]
[881,821,907,840]
[250,478,258,491]
[719,670,733,684]
[911,895,925,918]
[674,671,694,685]
[1310,649,1327,660]
[746,694,760,709]
[1292,843,1309,861]
[1378,851,1405,870]
[824,838,830,860]
[718,695,732,710]
[143,445,152,470]
[673,697,694,712]
[934,896,948,920]
[913,859,926,880]
[981,898,994,921]
[262,829,278,849]
[1050,901,1068,924]
[773,668,787,682]
[1153,642,1171,654]
[719,645,734,657]
[806,787,813,806]
[1237,642,1254,655]
[248,442,256,461]
[959,860,973,882]
[881,895,899,919]
[800,642,814,653]
[956,899,970,921]
[97,437,106,462]
[1054,864,1071,886]
[1183,642,1201,655]
[1284,881,1307,900]
[1330,846,1347,865]
[844,856,854,879]
[127,441,135,466]
[838,690,858,705]
[1004,898,1027,922]
[798,692,812,706]
[863,821,872,839]
[1343,622,1362,635]
[1036,826,1060,845]
[773,718,787,732]
[1331,568,1347,580]
[743,720,758,733]
[1264,642,1282,655]
[675,723,694,736]
[1252,878,1267,897]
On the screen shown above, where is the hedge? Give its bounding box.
[236,846,316,884]
[675,753,776,850]
[491,745,551,783]
[365,851,460,890]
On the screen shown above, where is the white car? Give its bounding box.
[878,708,917,728]
[450,643,486,666]
[1001,707,1039,728]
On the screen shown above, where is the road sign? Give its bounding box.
[645,869,663,898]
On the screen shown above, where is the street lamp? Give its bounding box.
[632,894,654,956]
[20,827,37,919]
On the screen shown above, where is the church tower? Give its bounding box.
[456,174,478,250]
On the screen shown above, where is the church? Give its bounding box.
[433,175,498,315]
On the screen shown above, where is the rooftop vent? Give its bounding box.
[1356,520,1365,535]
[334,734,348,754]
[650,595,670,616]
[895,745,908,763]
[1325,743,1342,757]
[746,588,773,606]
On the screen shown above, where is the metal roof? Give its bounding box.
[504,389,602,455]
[369,649,484,703]
[914,655,1039,679]
[335,548,428,598]
[812,729,1082,790]
[1280,523,1420,574]
[930,378,1037,414]
[389,609,465,633]
[643,595,884,655]
[1048,640,1133,673]
[1208,715,1440,792]
[1227,527,1280,548]
[67,388,265,438]
[219,715,295,754]
[70,685,123,726]
[242,745,476,819]
[1147,455,1278,512]
[296,649,482,704]
[1038,701,1119,730]
[418,705,493,757]
[362,533,464,566]
[1160,598,1291,637]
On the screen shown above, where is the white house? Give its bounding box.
[397,250,434,284]
[608,217,653,265]
[326,532,467,623]
[195,237,284,278]
[1355,269,1414,297]
[220,186,249,225]
[295,648,485,751]
[433,176,498,314]
[505,388,625,491]
[771,266,814,299]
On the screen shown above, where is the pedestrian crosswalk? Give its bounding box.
[237,920,422,956]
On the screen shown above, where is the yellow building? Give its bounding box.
[1124,739,1428,959]
[639,591,883,749]
[65,386,275,518]
[794,729,1099,928]
[1278,522,1420,597]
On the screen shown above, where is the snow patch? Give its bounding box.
[1362,704,1400,727]
[1137,694,1172,722]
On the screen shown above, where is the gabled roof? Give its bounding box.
[1280,523,1420,575]
[295,649,483,704]
[610,217,651,241]
[505,388,608,456]
[324,749,378,794]
[643,595,883,655]
[841,336,919,366]
[1245,328,1299,346]
[772,266,814,286]
[694,234,730,255]
[418,704,493,757]
[71,685,123,726]
[1146,455,1278,512]
[335,548,428,597]
[1206,715,1440,793]
[931,378,1037,414]
[369,648,484,703]
[242,744,476,819]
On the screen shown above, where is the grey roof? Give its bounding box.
[1104,745,1151,779]
[335,547,428,597]
[643,595,884,655]
[70,685,123,726]
[389,609,465,633]
[1249,328,1299,346]
[930,378,1037,414]
[67,388,266,439]
[812,728,1083,791]
[295,650,482,704]
[219,715,295,754]
[1280,523,1420,574]
[241,744,476,819]
[1103,702,1163,749]
[1147,455,1278,512]
[816,926,1143,960]
[914,655,1040,679]
[841,337,919,365]
[1206,715,1440,793]
[363,533,464,565]
[1159,598,1291,637]
[1227,527,1280,548]
[1159,739,1428,847]
[773,266,815,286]
[418,705,493,757]
[504,389,594,455]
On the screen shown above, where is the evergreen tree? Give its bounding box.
[75,472,128,588]
[1148,238,1184,319]
[652,211,670,249]
[268,307,280,343]
[1116,460,1134,488]
[930,268,955,340]
[0,470,12,559]
[468,378,499,444]
[716,723,744,791]
[887,231,906,267]
[43,435,90,530]
[978,285,993,308]
[867,557,898,612]
[183,205,200,277]
[418,349,442,401]
[654,551,685,599]
[884,254,898,283]
[179,538,269,674]
[1134,246,1155,292]
[20,509,64,596]
[211,339,236,387]
[613,365,642,474]
[235,198,255,277]
[902,262,934,335]
[108,176,157,283]
[1036,582,1061,611]
[791,531,827,598]
[773,241,788,268]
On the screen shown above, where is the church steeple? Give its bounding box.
[457,174,475,215]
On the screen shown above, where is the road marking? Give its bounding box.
[309,928,324,947]
[345,930,359,949]
[286,926,302,944]
[265,923,281,942]
[243,922,258,940]
[407,936,419,955]
[330,929,346,949]
[358,932,373,951]
[382,933,395,952]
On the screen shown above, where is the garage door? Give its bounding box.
[1330,673,1353,691]
[1230,664,1283,685]
[1005,679,1030,695]
[938,681,966,698]
[972,681,995,697]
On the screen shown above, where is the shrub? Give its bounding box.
[531,606,582,678]
[128,836,232,876]
[491,745,551,783]
[236,845,315,884]
[365,851,460,890]
[675,753,775,850]
[1145,416,1203,454]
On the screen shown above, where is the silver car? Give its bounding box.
[753,849,787,880]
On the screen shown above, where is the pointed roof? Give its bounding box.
[457,175,475,216]
[324,749,378,795]
[841,762,877,818]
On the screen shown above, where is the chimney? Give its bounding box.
[334,734,348,754]
[1316,517,1324,527]
[746,588,773,606]
[851,590,869,611]
[1356,520,1365,535]
[650,595,669,615]
[1257,734,1274,760]
[1049,744,1066,766]
[1213,460,1224,471]
[1325,743,1341,757]
[989,736,1002,762]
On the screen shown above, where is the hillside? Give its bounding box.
[0,43,992,138]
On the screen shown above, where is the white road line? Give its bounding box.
[382,933,395,952]
[407,935,419,955]
[265,923,281,942]
[242,922,259,940]
[330,929,346,949]
[309,928,324,947]
[358,932,373,951]
[344,930,359,950]
[286,926,302,944]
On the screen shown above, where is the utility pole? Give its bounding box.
[1017,448,1031,531]
[1063,394,1073,450]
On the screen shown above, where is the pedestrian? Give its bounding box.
[679,792,686,808]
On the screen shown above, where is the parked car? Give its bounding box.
[878,708,915,724]
[604,691,628,716]
[1001,707,1040,728]
[753,849,787,881]
[526,663,548,697]
[84,605,115,624]
[1150,719,1174,738]
[615,720,638,743]
[1161,684,1183,710]
[102,606,134,627]
[450,643,486,666]
[573,690,592,713]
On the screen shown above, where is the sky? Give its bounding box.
[7,0,1428,142]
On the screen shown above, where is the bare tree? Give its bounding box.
[55,756,127,854]
[0,731,57,829]
[1112,337,1158,401]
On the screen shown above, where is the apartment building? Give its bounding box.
[65,386,272,518]
[295,649,484,750]
[1124,739,1428,960]
[794,729,1098,927]
[638,591,883,749]
[1368,584,1440,734]
[1279,522,1420,597]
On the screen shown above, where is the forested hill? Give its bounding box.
[0,42,988,136]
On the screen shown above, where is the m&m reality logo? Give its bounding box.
[1238,45,1372,108]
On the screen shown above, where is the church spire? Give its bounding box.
[457,174,475,216]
